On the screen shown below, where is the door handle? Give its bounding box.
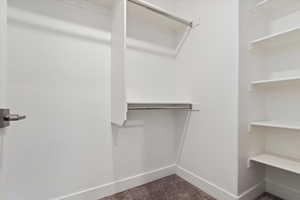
[0,109,26,128]
[4,114,26,121]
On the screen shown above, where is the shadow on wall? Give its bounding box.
[111,110,191,192]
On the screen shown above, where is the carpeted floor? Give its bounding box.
[100,175,282,200]
[255,193,283,200]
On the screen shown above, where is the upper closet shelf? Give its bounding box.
[255,0,269,8]
[251,26,300,47]
[250,154,300,175]
[127,101,200,111]
[128,0,193,27]
[254,0,300,12]
[251,76,300,86]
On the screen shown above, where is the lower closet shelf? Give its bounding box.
[250,121,300,131]
[250,154,300,175]
[251,76,300,87]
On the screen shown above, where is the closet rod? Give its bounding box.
[127,104,199,111]
[128,107,192,110]
[127,0,193,27]
[128,108,199,111]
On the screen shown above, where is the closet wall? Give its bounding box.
[239,0,266,195]
[239,0,300,199]
[6,3,114,199]
[5,0,182,199]
[175,0,240,197]
[4,0,242,199]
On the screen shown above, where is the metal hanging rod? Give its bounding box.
[127,103,199,111]
[127,0,193,27]
[128,107,192,110]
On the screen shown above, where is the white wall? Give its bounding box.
[126,0,186,102]
[6,11,114,199]
[175,0,240,197]
[0,0,7,199]
[238,0,267,195]
[3,1,257,200]
[4,1,183,199]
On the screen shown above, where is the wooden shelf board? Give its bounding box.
[251,76,300,86]
[251,154,300,175]
[250,121,300,131]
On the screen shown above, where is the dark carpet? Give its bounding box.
[100,175,282,200]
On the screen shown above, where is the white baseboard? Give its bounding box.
[176,166,264,200]
[176,166,238,200]
[52,164,266,200]
[238,182,265,200]
[266,179,300,200]
[51,164,176,200]
[114,164,176,193]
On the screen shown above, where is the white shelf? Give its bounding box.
[255,0,269,8]
[250,154,300,175]
[254,0,300,12]
[251,76,300,86]
[250,121,300,131]
[251,26,300,46]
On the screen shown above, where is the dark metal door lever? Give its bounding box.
[0,109,26,128]
[4,114,26,121]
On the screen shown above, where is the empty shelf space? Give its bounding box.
[250,121,300,131]
[127,101,194,110]
[250,154,300,175]
[128,0,193,27]
[250,26,300,46]
[251,76,300,86]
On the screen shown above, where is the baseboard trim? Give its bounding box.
[51,164,176,200]
[52,164,266,200]
[176,166,264,200]
[266,179,300,200]
[114,164,176,193]
[176,166,238,200]
[237,181,265,200]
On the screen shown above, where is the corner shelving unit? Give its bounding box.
[249,0,300,186]
[111,0,197,126]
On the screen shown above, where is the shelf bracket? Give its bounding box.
[247,157,253,169]
[175,26,192,55]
